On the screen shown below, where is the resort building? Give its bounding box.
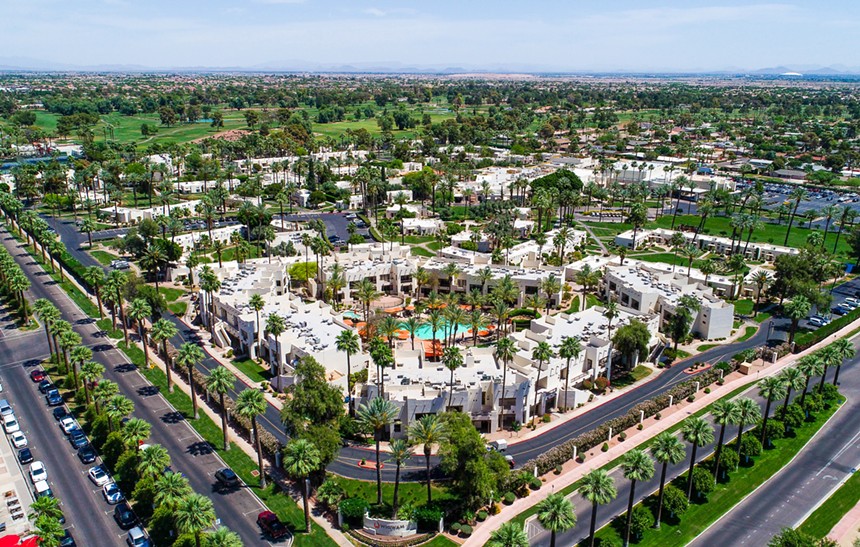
[614,228,800,263]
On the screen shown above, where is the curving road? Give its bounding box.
[45,213,791,483]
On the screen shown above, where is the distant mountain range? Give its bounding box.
[1,56,860,76]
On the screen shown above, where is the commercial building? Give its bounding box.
[614,228,799,263]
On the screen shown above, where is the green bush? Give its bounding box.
[554,465,563,475]
[739,435,762,461]
[460,524,473,537]
[450,522,461,533]
[413,506,443,530]
[692,466,714,499]
[339,497,369,526]
[601,442,609,452]
[661,484,688,519]
[503,492,516,504]
[476,510,487,522]
[529,478,542,490]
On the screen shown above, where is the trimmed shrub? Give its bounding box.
[340,497,369,526]
[503,492,516,505]
[601,442,609,452]
[477,511,487,522]
[460,524,473,537]
[450,522,461,533]
[529,477,542,490]
[554,465,563,475]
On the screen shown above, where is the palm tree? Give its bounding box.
[80,360,104,405]
[204,527,243,547]
[682,416,714,500]
[150,318,178,392]
[779,366,806,412]
[69,345,92,392]
[265,312,286,375]
[93,380,118,415]
[784,296,811,345]
[711,399,741,482]
[30,496,64,522]
[34,515,65,547]
[206,366,234,450]
[734,397,762,458]
[388,439,413,518]
[82,266,105,318]
[650,432,686,528]
[759,375,787,447]
[536,493,576,547]
[488,521,529,547]
[797,354,823,406]
[443,346,464,410]
[559,336,582,411]
[154,472,192,509]
[427,308,443,358]
[603,301,619,383]
[128,298,152,368]
[137,444,171,480]
[335,329,361,418]
[403,316,422,351]
[379,314,400,349]
[580,469,617,547]
[784,187,808,246]
[103,394,134,433]
[831,338,856,386]
[121,417,151,452]
[249,293,265,359]
[531,341,555,420]
[495,337,516,428]
[750,270,771,314]
[621,449,654,547]
[408,414,447,504]
[236,388,268,488]
[176,343,205,419]
[284,438,321,533]
[357,397,399,505]
[175,493,216,547]
[468,309,488,346]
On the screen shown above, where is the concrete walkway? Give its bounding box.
[830,503,860,546]
[466,318,860,546]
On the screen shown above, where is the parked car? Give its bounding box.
[59,529,76,547]
[3,414,20,434]
[113,502,138,530]
[833,304,852,315]
[808,316,828,327]
[29,461,48,484]
[88,465,110,487]
[505,455,515,468]
[10,431,27,448]
[214,467,240,488]
[126,526,151,547]
[77,444,97,464]
[0,399,12,416]
[52,407,69,421]
[37,380,54,394]
[46,389,63,407]
[102,482,124,504]
[17,448,33,465]
[845,297,860,307]
[68,428,88,449]
[257,511,289,540]
[841,300,858,310]
[29,370,46,383]
[34,479,53,498]
[59,417,79,435]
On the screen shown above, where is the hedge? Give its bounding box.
[795,306,860,350]
[512,364,737,477]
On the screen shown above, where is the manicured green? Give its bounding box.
[158,287,186,302]
[411,247,435,257]
[797,467,860,538]
[737,326,758,342]
[232,358,269,383]
[90,250,119,266]
[611,365,653,388]
[167,301,187,316]
[339,478,454,509]
[733,299,755,316]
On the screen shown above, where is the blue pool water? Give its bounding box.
[408,322,473,340]
[343,311,362,320]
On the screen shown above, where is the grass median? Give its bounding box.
[797,467,860,539]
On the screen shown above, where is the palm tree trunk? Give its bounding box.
[833,364,843,386]
[219,393,228,450]
[163,341,173,393]
[624,480,637,547]
[655,462,668,528]
[254,416,266,488]
[189,365,198,419]
[392,464,401,518]
[448,368,454,410]
[375,430,383,505]
[686,444,698,500]
[760,398,772,447]
[713,425,727,482]
[564,358,571,411]
[735,418,746,456]
[303,479,311,533]
[347,353,354,418]
[425,448,432,503]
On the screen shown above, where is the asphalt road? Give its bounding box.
[0,328,120,545]
[281,212,370,241]
[528,342,855,547]
[0,228,273,546]
[690,344,860,546]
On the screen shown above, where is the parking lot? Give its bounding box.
[800,277,860,330]
[281,211,371,243]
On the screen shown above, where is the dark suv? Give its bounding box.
[214,468,240,489]
[113,502,138,530]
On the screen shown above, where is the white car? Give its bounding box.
[3,414,19,434]
[102,482,124,505]
[845,297,860,307]
[88,465,110,487]
[10,431,27,448]
[59,417,79,435]
[29,461,47,484]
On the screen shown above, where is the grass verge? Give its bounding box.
[797,467,860,539]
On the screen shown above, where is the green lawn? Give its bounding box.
[338,477,454,510]
[167,301,187,316]
[232,358,269,383]
[737,326,758,342]
[697,344,717,352]
[798,466,860,538]
[589,396,844,547]
[219,244,263,263]
[733,299,755,316]
[650,214,852,257]
[89,249,118,266]
[420,536,459,547]
[158,287,186,302]
[411,247,435,257]
[610,365,653,389]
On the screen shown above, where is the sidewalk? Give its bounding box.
[466,319,860,546]
[830,503,860,546]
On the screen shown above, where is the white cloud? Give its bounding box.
[363,8,386,17]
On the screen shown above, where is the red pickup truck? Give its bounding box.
[257,511,290,540]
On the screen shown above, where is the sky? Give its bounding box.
[2,0,859,72]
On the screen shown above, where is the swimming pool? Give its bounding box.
[343,310,362,320]
[406,322,473,340]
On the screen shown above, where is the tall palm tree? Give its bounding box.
[759,375,787,448]
[284,438,321,533]
[249,293,265,359]
[206,366,234,450]
[784,296,811,345]
[33,515,65,547]
[559,336,582,411]
[783,186,807,246]
[443,346,464,410]
[128,298,152,368]
[682,416,714,501]
[779,367,806,412]
[379,314,400,349]
[335,329,361,418]
[154,472,192,509]
[408,414,447,504]
[468,309,488,347]
[621,449,654,547]
[69,345,92,392]
[357,397,399,505]
[265,312,286,375]
[388,439,413,518]
[121,417,151,452]
[403,316,422,351]
[580,469,617,547]
[104,395,134,433]
[711,399,741,482]
[176,342,205,419]
[175,493,216,547]
[236,388,268,488]
[495,337,516,428]
[80,360,104,405]
[831,338,856,386]
[734,397,762,458]
[603,301,619,383]
[137,444,171,480]
[531,341,555,420]
[488,521,529,547]
[650,432,686,528]
[427,308,443,358]
[93,380,119,415]
[204,527,243,547]
[30,496,64,522]
[536,493,576,547]
[150,318,178,393]
[82,266,105,318]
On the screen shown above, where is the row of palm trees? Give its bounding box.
[0,232,31,321]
